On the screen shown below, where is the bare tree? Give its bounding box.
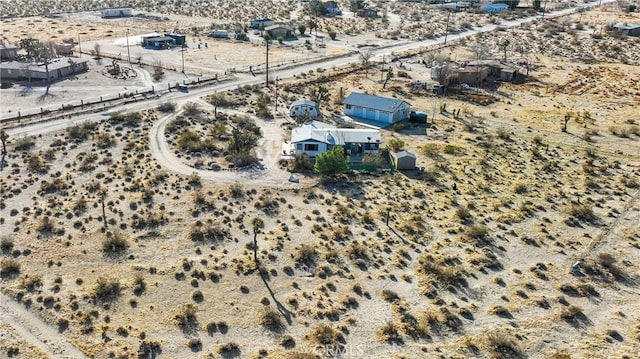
[359,49,373,77]
[93,43,101,59]
[472,43,491,62]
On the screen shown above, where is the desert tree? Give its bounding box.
[298,24,307,35]
[314,146,349,176]
[93,43,101,59]
[498,39,510,62]
[383,69,394,88]
[18,38,40,60]
[360,49,373,77]
[0,130,8,156]
[152,59,165,81]
[251,218,265,268]
[99,190,108,229]
[309,85,330,113]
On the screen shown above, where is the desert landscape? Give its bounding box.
[1,1,640,359]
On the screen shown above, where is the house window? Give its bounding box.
[346,104,352,110]
[304,144,318,151]
[296,144,303,150]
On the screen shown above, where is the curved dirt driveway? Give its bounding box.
[149,101,302,187]
[0,292,89,358]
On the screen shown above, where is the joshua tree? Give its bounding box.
[100,190,108,229]
[562,112,572,132]
[0,130,8,156]
[309,85,330,113]
[251,218,265,268]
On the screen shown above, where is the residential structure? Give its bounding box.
[287,121,381,158]
[323,1,342,15]
[612,23,640,37]
[208,30,229,39]
[0,57,89,82]
[265,24,295,40]
[250,18,274,29]
[343,92,411,124]
[356,7,378,18]
[0,43,18,61]
[141,35,177,49]
[482,3,509,13]
[289,99,319,119]
[100,8,133,18]
[467,59,520,82]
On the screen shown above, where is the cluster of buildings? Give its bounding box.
[285,92,418,170]
[0,42,88,83]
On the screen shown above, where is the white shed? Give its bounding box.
[289,99,318,119]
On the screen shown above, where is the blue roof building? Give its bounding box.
[343,92,411,124]
[483,3,509,13]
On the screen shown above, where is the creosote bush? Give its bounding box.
[93,277,122,304]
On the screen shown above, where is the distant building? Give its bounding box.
[208,30,229,39]
[483,3,509,13]
[612,23,640,37]
[323,1,342,15]
[100,8,133,18]
[165,33,186,46]
[141,36,177,49]
[250,18,274,29]
[467,59,520,82]
[0,43,18,61]
[343,92,411,124]
[0,57,89,82]
[451,65,490,86]
[265,24,295,40]
[289,99,319,119]
[356,7,378,18]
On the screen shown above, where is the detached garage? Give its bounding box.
[391,151,417,170]
[343,92,410,125]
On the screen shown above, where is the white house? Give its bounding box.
[289,99,318,119]
[287,121,381,158]
[343,92,410,125]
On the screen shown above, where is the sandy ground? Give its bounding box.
[2,3,640,359]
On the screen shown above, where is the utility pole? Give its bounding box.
[265,36,270,85]
[274,76,278,112]
[181,44,185,73]
[126,29,132,69]
[77,33,82,58]
[444,10,451,45]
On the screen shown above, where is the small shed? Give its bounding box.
[0,43,18,60]
[250,18,273,29]
[612,23,640,37]
[392,151,417,170]
[289,99,319,119]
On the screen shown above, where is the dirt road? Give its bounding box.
[0,292,89,358]
[149,100,298,187]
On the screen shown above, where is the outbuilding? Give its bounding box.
[289,99,319,119]
[343,92,411,125]
[391,150,417,170]
[0,43,18,60]
[265,24,295,40]
[612,23,640,37]
[100,8,132,18]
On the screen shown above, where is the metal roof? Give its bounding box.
[613,22,640,30]
[343,92,409,112]
[0,43,18,50]
[0,57,88,72]
[291,121,381,145]
[394,150,416,159]
[290,99,317,107]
